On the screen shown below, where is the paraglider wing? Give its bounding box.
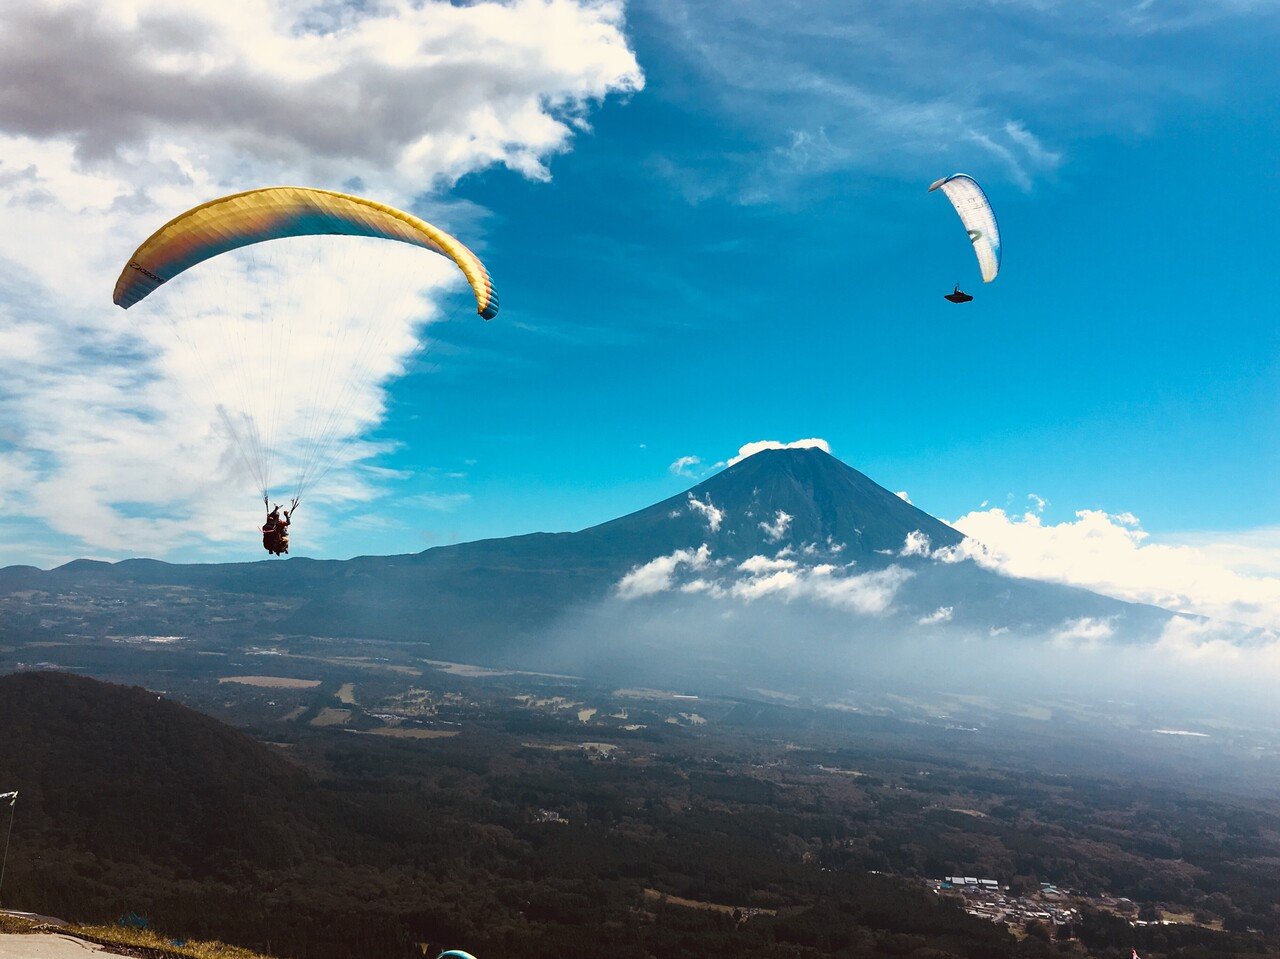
[112,186,498,319]
[928,174,1000,283]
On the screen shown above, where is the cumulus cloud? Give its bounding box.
[945,506,1280,629]
[918,605,953,626]
[738,554,796,575]
[686,493,723,532]
[0,0,642,186]
[900,530,932,557]
[894,490,912,504]
[617,544,710,599]
[0,0,642,561]
[759,509,792,542]
[669,455,701,477]
[727,437,829,466]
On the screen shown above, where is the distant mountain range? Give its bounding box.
[0,448,1169,664]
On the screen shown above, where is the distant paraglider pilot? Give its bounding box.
[944,284,973,304]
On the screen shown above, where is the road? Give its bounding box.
[0,934,118,958]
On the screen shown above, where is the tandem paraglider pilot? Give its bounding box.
[261,502,293,557]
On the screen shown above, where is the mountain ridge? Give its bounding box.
[0,448,1168,657]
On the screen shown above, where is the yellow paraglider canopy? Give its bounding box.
[112,186,498,319]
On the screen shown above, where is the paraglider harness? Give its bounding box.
[261,497,299,557]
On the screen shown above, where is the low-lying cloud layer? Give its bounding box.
[595,486,1280,725]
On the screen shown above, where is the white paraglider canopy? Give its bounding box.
[928,174,1001,283]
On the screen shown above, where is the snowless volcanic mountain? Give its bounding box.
[0,448,1169,662]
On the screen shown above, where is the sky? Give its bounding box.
[0,0,1277,626]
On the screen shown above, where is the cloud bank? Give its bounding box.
[944,506,1280,629]
[618,544,912,617]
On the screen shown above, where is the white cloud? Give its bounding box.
[616,542,911,615]
[1051,616,1115,648]
[669,455,701,477]
[617,544,710,599]
[894,490,912,505]
[759,509,792,542]
[900,530,932,557]
[787,565,912,615]
[678,577,724,596]
[945,506,1280,628]
[738,554,797,575]
[731,568,800,601]
[648,0,1272,201]
[0,0,642,561]
[728,437,829,466]
[686,493,723,532]
[405,492,472,512]
[918,606,953,626]
[729,554,911,615]
[1153,615,1280,666]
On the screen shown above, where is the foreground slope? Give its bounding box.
[0,672,323,878]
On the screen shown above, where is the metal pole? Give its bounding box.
[0,791,17,909]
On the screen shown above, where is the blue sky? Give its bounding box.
[0,0,1277,578]
[369,0,1280,553]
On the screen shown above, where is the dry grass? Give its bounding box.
[218,676,320,689]
[70,923,279,959]
[363,727,458,740]
[0,914,41,933]
[309,707,351,727]
[642,888,777,917]
[0,916,278,959]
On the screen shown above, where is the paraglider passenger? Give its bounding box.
[275,510,291,555]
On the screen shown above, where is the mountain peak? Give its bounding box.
[588,446,962,562]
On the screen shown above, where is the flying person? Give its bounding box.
[274,508,292,555]
[929,174,1000,304]
[261,498,299,557]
